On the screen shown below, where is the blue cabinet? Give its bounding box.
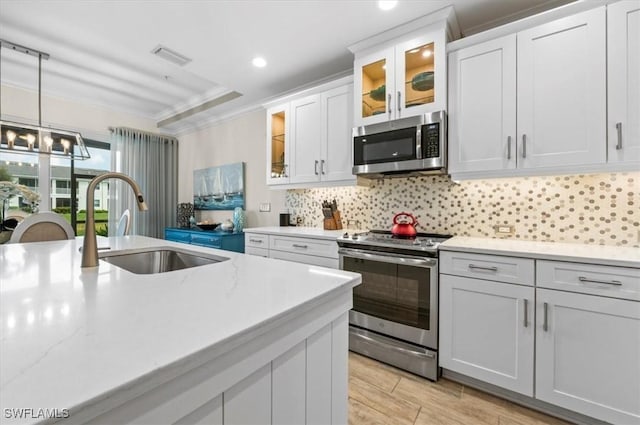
[165,227,244,253]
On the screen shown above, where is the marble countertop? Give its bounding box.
[243,226,349,240]
[440,236,640,268]
[0,236,361,424]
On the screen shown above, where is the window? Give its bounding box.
[0,151,39,214]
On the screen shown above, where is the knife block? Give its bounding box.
[324,210,343,230]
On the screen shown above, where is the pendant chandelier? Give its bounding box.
[0,39,90,160]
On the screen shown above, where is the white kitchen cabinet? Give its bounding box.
[272,342,306,424]
[320,84,354,182]
[518,7,606,169]
[448,6,608,178]
[266,79,354,188]
[448,35,516,174]
[289,94,322,184]
[266,103,290,185]
[440,274,534,396]
[536,288,640,424]
[244,231,339,269]
[440,242,640,425]
[608,0,640,164]
[353,27,447,127]
[224,364,272,425]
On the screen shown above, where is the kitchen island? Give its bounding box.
[0,236,361,424]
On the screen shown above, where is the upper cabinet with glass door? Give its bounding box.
[266,103,289,185]
[352,17,449,127]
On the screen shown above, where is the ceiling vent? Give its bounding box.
[151,44,192,66]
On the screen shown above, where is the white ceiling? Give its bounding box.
[0,0,573,134]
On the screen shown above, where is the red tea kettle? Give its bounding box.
[391,212,418,238]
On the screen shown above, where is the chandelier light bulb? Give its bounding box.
[6,130,16,148]
[44,135,54,152]
[26,133,36,150]
[61,138,70,155]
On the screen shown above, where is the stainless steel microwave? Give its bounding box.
[352,111,446,178]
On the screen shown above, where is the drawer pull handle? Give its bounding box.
[249,239,263,243]
[468,264,498,272]
[523,299,528,328]
[578,276,622,286]
[292,244,308,249]
[543,302,549,332]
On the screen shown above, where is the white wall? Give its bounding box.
[1,84,158,139]
[178,109,286,227]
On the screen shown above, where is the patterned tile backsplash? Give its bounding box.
[286,172,640,247]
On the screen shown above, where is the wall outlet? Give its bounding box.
[494,225,515,235]
[259,202,271,212]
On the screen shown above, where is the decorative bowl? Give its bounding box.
[369,84,386,101]
[411,72,434,91]
[196,223,219,231]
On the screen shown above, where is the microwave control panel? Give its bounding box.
[422,123,440,158]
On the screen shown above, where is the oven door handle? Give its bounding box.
[356,331,436,359]
[338,248,437,268]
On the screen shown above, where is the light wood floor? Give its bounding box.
[348,352,571,425]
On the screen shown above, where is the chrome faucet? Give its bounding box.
[81,172,148,268]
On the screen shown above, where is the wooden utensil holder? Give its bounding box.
[324,210,343,230]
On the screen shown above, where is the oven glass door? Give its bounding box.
[342,255,433,330]
[353,127,417,166]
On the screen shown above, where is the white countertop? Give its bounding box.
[440,236,640,268]
[243,226,349,240]
[0,236,360,424]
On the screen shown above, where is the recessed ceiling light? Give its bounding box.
[422,50,432,58]
[378,0,398,11]
[252,57,267,68]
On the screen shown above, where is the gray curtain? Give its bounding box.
[109,127,178,238]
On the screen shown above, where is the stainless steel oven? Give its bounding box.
[338,231,448,380]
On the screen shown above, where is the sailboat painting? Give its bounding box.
[193,162,245,210]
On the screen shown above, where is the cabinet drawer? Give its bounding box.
[440,251,534,285]
[269,250,339,269]
[270,236,338,259]
[245,233,269,248]
[165,230,191,243]
[537,260,640,301]
[190,234,222,248]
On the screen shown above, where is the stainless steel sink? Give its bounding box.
[99,247,228,274]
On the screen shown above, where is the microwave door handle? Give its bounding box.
[388,93,392,115]
[338,248,437,268]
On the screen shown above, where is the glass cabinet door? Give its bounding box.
[395,31,446,118]
[354,47,394,126]
[402,42,435,109]
[266,104,289,185]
